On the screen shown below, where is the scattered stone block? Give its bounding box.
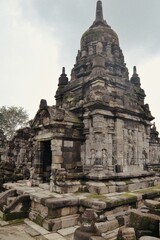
[25,226,40,237]
[86,181,109,194]
[0,220,9,226]
[139,237,160,240]
[39,233,66,240]
[24,218,49,235]
[96,219,119,233]
[117,227,136,240]
[129,209,160,237]
[144,199,160,209]
[58,226,77,236]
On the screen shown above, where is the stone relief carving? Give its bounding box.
[54,168,67,185]
[52,109,65,121]
[102,148,108,167]
[96,42,103,54]
[142,149,148,165]
[123,129,137,165]
[89,147,109,167]
[90,149,96,165]
[85,84,109,103]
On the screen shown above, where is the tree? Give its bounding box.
[0,106,29,140]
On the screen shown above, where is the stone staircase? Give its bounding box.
[0,188,31,221]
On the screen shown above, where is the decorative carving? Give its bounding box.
[142,149,148,165]
[52,109,65,121]
[74,209,101,240]
[102,148,108,166]
[90,149,96,165]
[96,42,103,54]
[54,168,67,185]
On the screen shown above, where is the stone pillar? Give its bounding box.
[50,139,63,192]
[108,120,114,166]
[33,141,43,184]
[107,120,115,172]
[134,129,138,164]
[83,117,90,166]
[115,119,124,167]
[51,139,63,170]
[137,126,143,169]
[92,115,104,167]
[145,126,150,164]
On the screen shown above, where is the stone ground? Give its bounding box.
[1,180,160,240]
[0,224,35,240]
[0,219,75,240]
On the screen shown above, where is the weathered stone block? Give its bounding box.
[61,206,78,216]
[80,198,106,210]
[129,209,160,237]
[128,184,137,191]
[45,197,79,209]
[61,214,79,229]
[108,185,116,193]
[144,199,160,209]
[64,141,73,147]
[53,155,63,164]
[117,227,136,240]
[86,181,109,194]
[96,219,119,233]
[139,236,160,240]
[42,218,61,231]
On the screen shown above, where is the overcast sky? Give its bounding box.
[0,0,160,131]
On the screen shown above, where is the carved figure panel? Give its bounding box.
[123,128,137,165]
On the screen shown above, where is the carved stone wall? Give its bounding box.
[82,107,152,173]
[0,127,34,189]
[149,124,160,164]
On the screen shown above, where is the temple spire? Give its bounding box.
[62,67,65,74]
[133,66,137,74]
[96,0,104,22]
[58,67,68,86]
[130,66,141,86]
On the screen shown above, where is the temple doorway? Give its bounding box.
[42,140,52,182]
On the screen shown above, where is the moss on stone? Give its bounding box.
[3,211,28,221]
[9,218,24,225]
[88,194,107,201]
[35,214,44,226]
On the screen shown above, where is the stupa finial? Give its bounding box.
[96,0,104,22]
[62,67,65,74]
[133,66,137,74]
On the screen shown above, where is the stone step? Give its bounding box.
[139,237,160,240]
[102,228,119,240]
[38,233,66,240]
[24,218,49,235]
[57,226,78,237]
[24,219,66,240]
[38,183,50,191]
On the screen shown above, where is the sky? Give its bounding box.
[0,0,160,131]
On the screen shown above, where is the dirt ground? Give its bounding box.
[0,224,35,240]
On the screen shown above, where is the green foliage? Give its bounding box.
[0,106,29,140]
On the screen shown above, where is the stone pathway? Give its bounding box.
[1,181,160,239]
[0,224,35,240]
[0,220,76,240]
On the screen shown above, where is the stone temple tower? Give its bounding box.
[55,0,154,176]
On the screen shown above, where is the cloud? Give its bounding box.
[0,0,60,119]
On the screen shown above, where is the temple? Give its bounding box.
[1,0,160,192]
[0,2,160,239]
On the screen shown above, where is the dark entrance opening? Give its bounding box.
[42,140,52,182]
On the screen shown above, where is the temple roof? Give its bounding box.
[31,103,82,129]
[81,0,119,50]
